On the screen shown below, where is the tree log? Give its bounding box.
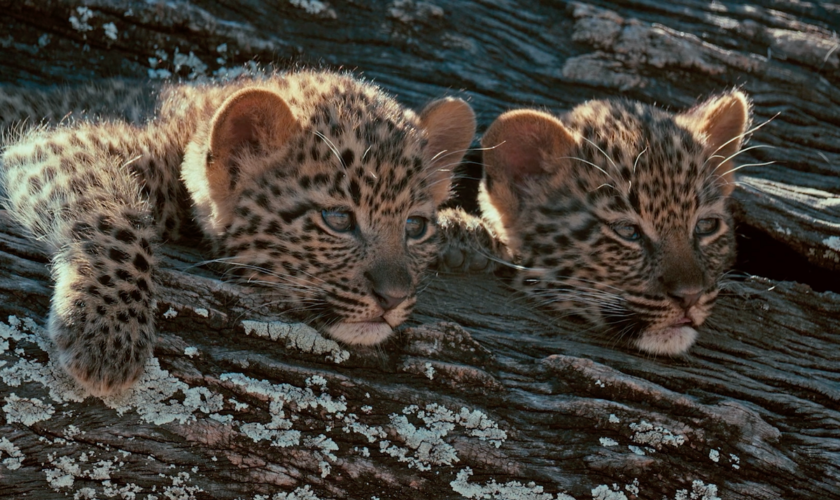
[1,1,839,499]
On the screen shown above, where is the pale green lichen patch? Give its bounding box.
[627,445,647,456]
[456,407,507,447]
[342,413,387,443]
[304,434,338,478]
[591,484,628,500]
[104,358,224,425]
[44,455,82,490]
[451,467,576,500]
[221,373,347,450]
[42,451,136,493]
[1,317,226,428]
[624,479,639,496]
[289,0,336,18]
[0,316,338,493]
[102,22,117,40]
[68,6,93,34]
[242,320,350,363]
[0,316,87,403]
[102,481,143,499]
[0,437,24,470]
[380,403,507,472]
[824,236,840,252]
[424,362,435,380]
[629,420,686,449]
[159,471,204,499]
[0,356,86,403]
[3,393,55,425]
[252,485,321,500]
[599,437,618,447]
[672,480,720,500]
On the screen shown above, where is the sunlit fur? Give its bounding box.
[475,93,750,355]
[0,71,475,394]
[179,73,451,345]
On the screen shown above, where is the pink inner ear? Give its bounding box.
[483,110,574,186]
[494,128,551,182]
[224,114,260,150]
[210,88,298,163]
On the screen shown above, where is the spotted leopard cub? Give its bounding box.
[0,71,476,395]
[443,91,750,355]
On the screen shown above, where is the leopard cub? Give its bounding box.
[442,91,750,355]
[1,71,476,395]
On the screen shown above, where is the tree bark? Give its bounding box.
[1,1,839,499]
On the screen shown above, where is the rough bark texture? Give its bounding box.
[1,1,839,499]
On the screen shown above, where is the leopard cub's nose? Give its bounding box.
[365,265,412,312]
[372,289,408,311]
[667,286,703,310]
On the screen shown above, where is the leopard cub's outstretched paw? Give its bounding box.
[435,208,507,274]
[48,266,156,397]
[50,307,154,397]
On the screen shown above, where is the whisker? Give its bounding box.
[580,136,620,173]
[428,145,486,164]
[314,130,346,170]
[719,160,776,177]
[632,147,647,174]
[557,155,618,184]
[703,112,779,167]
[708,144,777,170]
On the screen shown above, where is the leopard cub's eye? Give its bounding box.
[695,218,720,236]
[321,209,355,233]
[405,216,428,239]
[612,223,642,242]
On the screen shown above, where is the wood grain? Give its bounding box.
[1,1,839,498]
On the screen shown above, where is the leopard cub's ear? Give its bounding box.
[183,88,301,236]
[419,97,476,205]
[207,88,301,197]
[676,90,751,196]
[480,110,576,230]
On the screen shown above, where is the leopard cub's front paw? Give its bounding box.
[435,208,504,274]
[49,298,154,397]
[436,239,496,273]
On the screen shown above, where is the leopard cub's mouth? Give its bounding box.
[633,325,699,356]
[630,306,708,356]
[325,316,396,346]
[669,316,694,327]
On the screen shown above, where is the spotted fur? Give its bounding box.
[444,91,750,355]
[0,71,475,395]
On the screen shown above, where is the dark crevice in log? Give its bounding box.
[735,224,840,293]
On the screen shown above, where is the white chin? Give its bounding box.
[633,326,698,356]
[326,322,394,346]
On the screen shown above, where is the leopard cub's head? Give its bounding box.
[479,91,750,355]
[183,73,475,345]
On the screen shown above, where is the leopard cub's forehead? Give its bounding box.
[566,99,704,174]
[561,99,718,225]
[273,74,432,210]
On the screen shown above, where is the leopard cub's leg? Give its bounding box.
[2,126,157,396]
[435,207,510,274]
